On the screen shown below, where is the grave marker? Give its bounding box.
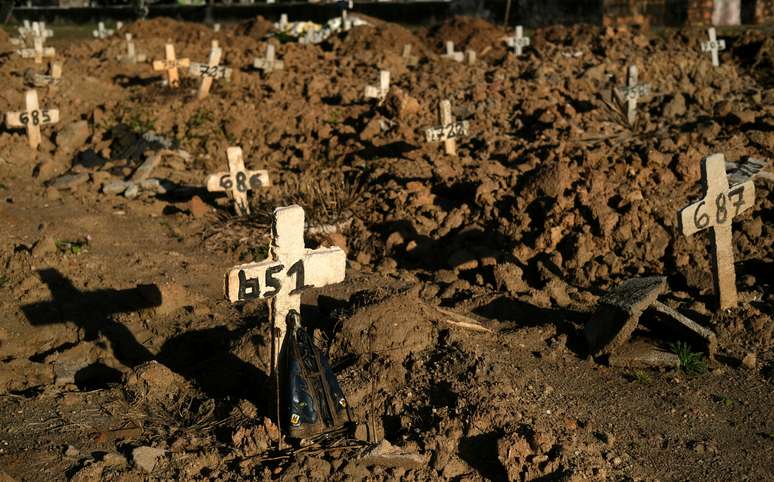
[364,70,390,102]
[465,49,476,65]
[93,22,114,39]
[189,47,232,99]
[213,23,221,33]
[4,89,60,149]
[116,21,124,31]
[223,204,347,366]
[618,65,650,125]
[119,34,147,63]
[424,99,469,156]
[275,14,289,31]
[253,44,284,73]
[341,10,351,31]
[402,44,418,66]
[205,146,270,216]
[701,27,726,67]
[441,41,464,62]
[17,37,56,64]
[152,44,190,88]
[678,153,756,309]
[504,25,530,56]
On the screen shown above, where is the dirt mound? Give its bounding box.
[232,15,275,39]
[423,15,507,54]
[335,20,430,59]
[126,17,215,45]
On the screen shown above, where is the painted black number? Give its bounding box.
[237,269,261,300]
[264,264,283,298]
[715,192,727,224]
[219,174,233,190]
[693,200,709,230]
[235,171,248,193]
[728,186,745,217]
[287,260,310,295]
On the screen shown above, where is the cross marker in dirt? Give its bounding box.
[253,44,284,73]
[119,34,147,63]
[442,41,464,62]
[4,89,60,149]
[276,14,289,31]
[205,146,270,216]
[619,65,650,125]
[17,37,56,64]
[223,204,347,365]
[464,49,476,65]
[504,25,530,56]
[701,27,726,67]
[402,44,418,66]
[425,99,469,156]
[213,23,221,32]
[93,22,114,39]
[364,70,390,102]
[31,22,53,40]
[678,153,756,310]
[189,47,231,99]
[152,44,190,88]
[341,10,351,31]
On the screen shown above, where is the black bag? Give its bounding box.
[280,310,352,441]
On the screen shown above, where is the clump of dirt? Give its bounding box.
[423,15,507,53]
[233,15,275,39]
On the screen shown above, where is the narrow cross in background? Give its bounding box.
[425,99,469,156]
[152,44,190,88]
[206,147,270,216]
[701,27,726,67]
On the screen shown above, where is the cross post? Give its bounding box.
[152,44,190,88]
[189,47,231,99]
[254,44,284,73]
[619,65,650,125]
[678,153,756,310]
[205,146,270,216]
[701,27,726,67]
[402,44,418,66]
[424,99,469,156]
[18,37,56,64]
[4,89,60,149]
[505,25,530,56]
[442,41,464,62]
[364,70,390,102]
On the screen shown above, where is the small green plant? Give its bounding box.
[712,395,734,407]
[670,341,707,375]
[55,239,89,255]
[324,110,342,125]
[0,275,8,288]
[633,370,651,384]
[126,112,156,134]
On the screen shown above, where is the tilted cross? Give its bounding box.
[93,22,114,39]
[442,41,464,62]
[701,27,726,67]
[364,70,390,102]
[119,34,147,63]
[253,44,284,73]
[17,37,56,64]
[189,47,232,99]
[619,65,650,125]
[678,153,756,310]
[425,99,469,156]
[205,146,270,216]
[152,44,190,88]
[505,25,530,56]
[223,204,347,365]
[402,44,418,66]
[4,89,60,149]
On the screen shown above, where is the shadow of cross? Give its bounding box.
[20,268,161,368]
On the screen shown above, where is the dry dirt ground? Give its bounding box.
[0,15,773,481]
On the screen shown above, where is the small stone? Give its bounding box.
[124,183,140,199]
[132,446,166,473]
[493,262,529,294]
[741,352,757,369]
[102,180,130,195]
[31,235,57,257]
[103,452,128,467]
[189,195,209,218]
[55,120,90,156]
[49,173,90,190]
[64,445,80,458]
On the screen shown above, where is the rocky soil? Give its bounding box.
[0,15,772,481]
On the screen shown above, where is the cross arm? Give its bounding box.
[205,169,271,193]
[425,120,470,143]
[5,108,59,128]
[679,180,756,236]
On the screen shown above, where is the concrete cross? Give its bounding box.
[275,14,289,31]
[119,34,147,64]
[402,44,418,66]
[678,153,756,310]
[504,25,530,56]
[93,22,114,39]
[4,89,60,149]
[28,61,63,88]
[152,44,190,88]
[619,65,650,125]
[424,99,469,156]
[31,22,53,41]
[213,23,221,32]
[442,41,464,62]
[205,146,270,216]
[189,47,232,99]
[701,27,726,67]
[364,70,390,102]
[223,204,347,365]
[17,37,56,64]
[253,44,284,73]
[464,49,476,65]
[341,9,351,31]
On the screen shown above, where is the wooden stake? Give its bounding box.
[152,44,190,88]
[4,89,60,149]
[205,146,270,216]
[424,99,469,156]
[253,44,284,73]
[188,47,231,99]
[701,27,726,67]
[364,70,390,102]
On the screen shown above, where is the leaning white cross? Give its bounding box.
[152,44,190,88]
[119,34,147,63]
[275,14,289,31]
[504,25,530,56]
[679,153,756,310]
[364,70,390,102]
[4,89,60,149]
[402,44,418,66]
[224,204,347,365]
[189,47,232,99]
[93,22,114,39]
[701,27,726,67]
[17,37,56,64]
[441,41,464,62]
[205,146,270,216]
[425,99,469,156]
[618,65,650,125]
[253,44,284,73]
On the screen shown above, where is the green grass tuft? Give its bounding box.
[670,341,707,375]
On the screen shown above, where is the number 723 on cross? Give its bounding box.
[679,181,756,236]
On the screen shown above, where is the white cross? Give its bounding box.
[93,22,114,39]
[504,25,530,56]
[442,41,464,62]
[189,47,231,99]
[425,99,469,156]
[619,65,650,125]
[205,147,270,216]
[119,34,147,63]
[253,44,284,73]
[4,89,60,149]
[17,37,55,64]
[701,27,726,67]
[116,21,124,31]
[152,44,190,88]
[464,49,476,65]
[213,23,221,32]
[402,44,418,66]
[223,204,347,365]
[341,10,351,31]
[364,70,390,102]
[275,14,289,31]
[679,153,756,310]
[30,22,52,41]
